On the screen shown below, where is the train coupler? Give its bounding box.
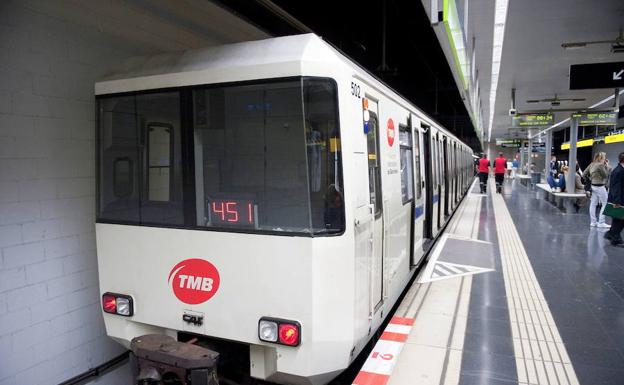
[131,334,220,385]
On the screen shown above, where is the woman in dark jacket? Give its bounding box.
[605,152,624,246]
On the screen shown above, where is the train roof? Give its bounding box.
[96,33,469,148]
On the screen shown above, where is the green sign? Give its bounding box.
[495,139,521,147]
[512,113,554,127]
[571,112,617,126]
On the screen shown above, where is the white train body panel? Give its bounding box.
[95,34,473,385]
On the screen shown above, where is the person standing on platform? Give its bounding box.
[477,153,490,194]
[605,152,624,246]
[583,152,610,228]
[494,152,507,193]
[549,155,558,177]
[511,157,519,178]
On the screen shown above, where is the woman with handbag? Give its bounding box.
[583,152,611,228]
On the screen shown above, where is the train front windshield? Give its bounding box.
[97,78,344,235]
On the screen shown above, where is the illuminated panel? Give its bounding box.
[560,139,594,150]
[209,199,255,227]
[605,133,624,144]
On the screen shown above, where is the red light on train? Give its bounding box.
[102,294,117,314]
[102,292,134,316]
[279,323,300,346]
[258,317,301,347]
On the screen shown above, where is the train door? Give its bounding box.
[422,124,433,239]
[443,137,449,216]
[436,135,443,230]
[409,115,425,265]
[364,98,384,312]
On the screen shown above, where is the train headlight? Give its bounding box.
[258,320,278,342]
[258,317,301,346]
[116,297,132,316]
[102,292,134,317]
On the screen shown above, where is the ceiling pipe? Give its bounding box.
[254,0,314,33]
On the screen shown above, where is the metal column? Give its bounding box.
[544,131,552,182]
[520,140,526,174]
[527,136,533,175]
[566,117,579,191]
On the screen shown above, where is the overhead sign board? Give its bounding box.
[496,139,521,148]
[571,112,617,126]
[512,113,554,128]
[570,61,624,89]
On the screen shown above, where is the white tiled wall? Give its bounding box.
[0,0,268,383]
[0,5,140,385]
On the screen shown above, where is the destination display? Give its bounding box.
[570,61,624,90]
[571,112,617,126]
[209,199,256,227]
[512,113,554,128]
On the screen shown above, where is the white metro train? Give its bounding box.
[95,34,474,385]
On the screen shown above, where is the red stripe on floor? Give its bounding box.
[353,371,390,385]
[379,331,408,342]
[389,316,414,326]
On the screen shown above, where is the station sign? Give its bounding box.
[512,113,554,128]
[570,62,624,90]
[571,112,617,126]
[496,139,521,148]
[520,142,545,153]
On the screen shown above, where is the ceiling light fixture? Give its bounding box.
[487,0,510,142]
[561,28,624,52]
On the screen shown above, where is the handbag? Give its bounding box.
[604,203,624,219]
[582,175,592,192]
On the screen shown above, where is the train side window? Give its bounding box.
[432,137,438,186]
[413,130,422,200]
[398,125,414,204]
[366,111,382,217]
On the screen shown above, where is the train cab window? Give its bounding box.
[97,92,184,226]
[147,124,173,202]
[98,77,343,236]
[398,126,414,204]
[113,157,133,198]
[192,78,343,235]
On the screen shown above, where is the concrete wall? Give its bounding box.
[0,1,266,384]
[592,142,624,170]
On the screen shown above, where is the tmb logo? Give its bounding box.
[168,259,221,304]
[387,118,395,147]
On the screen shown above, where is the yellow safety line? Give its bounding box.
[490,179,579,385]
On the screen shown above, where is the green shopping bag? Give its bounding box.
[604,203,624,219]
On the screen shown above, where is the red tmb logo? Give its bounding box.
[387,118,395,147]
[168,259,221,304]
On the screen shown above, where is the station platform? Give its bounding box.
[352,177,624,385]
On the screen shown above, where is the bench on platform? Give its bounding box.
[535,183,586,212]
[516,174,531,187]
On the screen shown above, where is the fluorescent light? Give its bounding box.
[487,0,509,142]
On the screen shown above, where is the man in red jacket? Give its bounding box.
[477,153,490,194]
[494,152,507,194]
